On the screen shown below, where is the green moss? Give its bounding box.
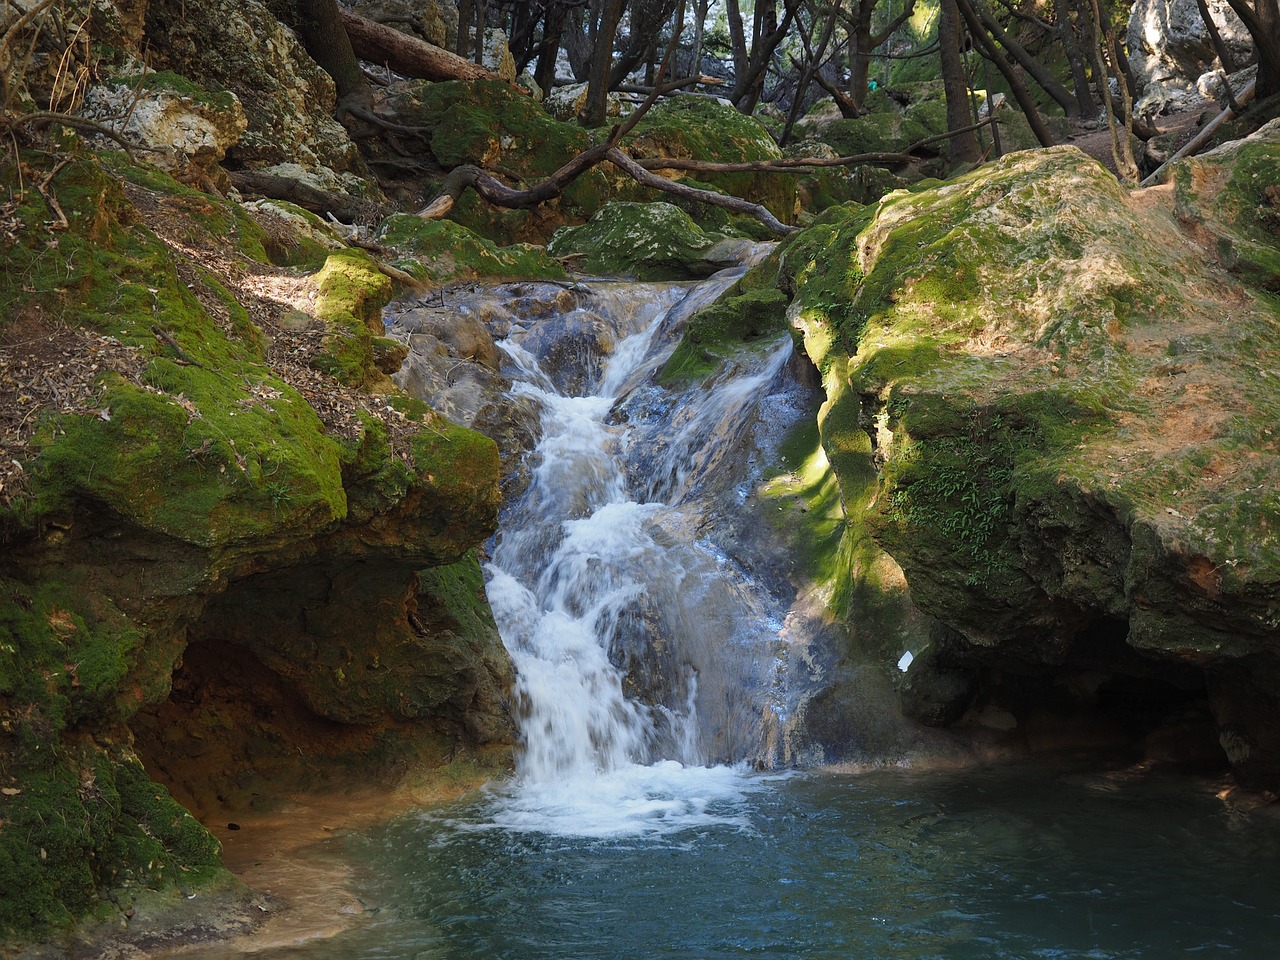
[377,215,566,286]
[548,201,727,280]
[0,744,223,939]
[660,281,791,384]
[312,249,394,387]
[109,69,238,113]
[625,96,796,223]
[416,550,497,644]
[822,113,931,157]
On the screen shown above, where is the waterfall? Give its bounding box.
[469,268,804,837]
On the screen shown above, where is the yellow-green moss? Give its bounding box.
[377,215,566,286]
[312,249,394,387]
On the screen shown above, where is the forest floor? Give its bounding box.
[1066,103,1211,176]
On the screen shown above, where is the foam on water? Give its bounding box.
[470,761,759,840]
[482,272,791,839]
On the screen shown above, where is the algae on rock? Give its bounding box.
[0,146,514,942]
[762,130,1280,786]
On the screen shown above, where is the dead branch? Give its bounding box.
[604,147,796,235]
[337,9,506,85]
[635,117,999,173]
[1140,78,1258,187]
[6,110,155,159]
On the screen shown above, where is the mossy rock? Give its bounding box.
[0,145,513,938]
[388,79,610,243]
[1170,117,1280,291]
[0,733,225,939]
[548,201,748,280]
[377,215,566,286]
[822,112,931,157]
[660,260,792,383]
[771,134,1280,784]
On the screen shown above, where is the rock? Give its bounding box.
[349,0,459,49]
[479,28,517,82]
[1127,0,1253,95]
[548,201,737,280]
[80,71,246,183]
[0,151,512,938]
[768,129,1280,787]
[624,95,796,225]
[388,79,608,244]
[145,0,372,192]
[376,215,567,287]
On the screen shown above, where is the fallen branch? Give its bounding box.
[228,169,388,223]
[1139,78,1258,187]
[604,147,796,234]
[338,10,505,85]
[635,117,998,173]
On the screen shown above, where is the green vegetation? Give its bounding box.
[548,201,729,280]
[378,215,567,286]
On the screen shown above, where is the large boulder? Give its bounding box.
[548,201,755,280]
[144,0,371,192]
[1128,0,1254,97]
[761,125,1280,785]
[0,150,513,941]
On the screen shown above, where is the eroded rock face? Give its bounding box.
[81,73,248,183]
[145,0,370,189]
[766,127,1280,787]
[0,151,512,940]
[1127,0,1254,94]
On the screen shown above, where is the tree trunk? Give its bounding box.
[971,0,1079,116]
[581,0,626,124]
[339,10,502,83]
[940,0,982,165]
[297,0,373,112]
[535,4,568,94]
[1057,0,1099,117]
[953,0,1057,146]
[1225,0,1280,99]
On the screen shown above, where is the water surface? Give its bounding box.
[247,760,1280,960]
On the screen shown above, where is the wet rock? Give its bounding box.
[771,127,1280,787]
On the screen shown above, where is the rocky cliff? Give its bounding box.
[726,123,1280,786]
[0,147,515,944]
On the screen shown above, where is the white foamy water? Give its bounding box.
[476,761,759,839]
[484,272,793,838]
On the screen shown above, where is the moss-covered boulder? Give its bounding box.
[548,202,754,280]
[377,215,567,286]
[761,129,1280,785]
[387,79,610,244]
[0,147,514,944]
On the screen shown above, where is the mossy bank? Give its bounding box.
[0,146,516,946]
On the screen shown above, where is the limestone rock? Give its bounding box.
[1128,0,1254,95]
[349,0,459,48]
[80,73,247,182]
[0,152,511,937]
[145,0,370,189]
[548,201,745,281]
[771,129,1280,786]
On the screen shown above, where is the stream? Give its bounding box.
[175,267,1280,958]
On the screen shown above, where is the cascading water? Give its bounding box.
[475,267,805,837]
